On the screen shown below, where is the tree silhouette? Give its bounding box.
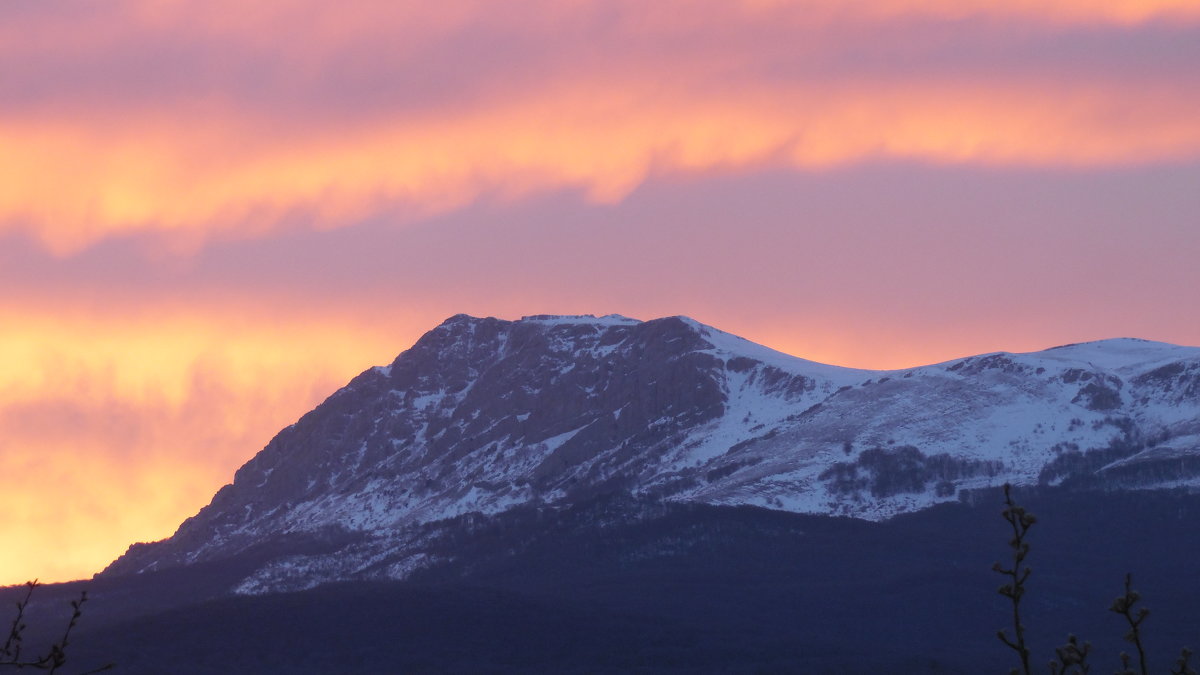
[995,485,1196,675]
[1,581,112,674]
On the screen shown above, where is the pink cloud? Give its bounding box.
[1,1,1198,252]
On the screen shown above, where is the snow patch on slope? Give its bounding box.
[1034,338,1200,373]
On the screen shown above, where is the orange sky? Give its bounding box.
[5,2,1200,254]
[2,0,1199,584]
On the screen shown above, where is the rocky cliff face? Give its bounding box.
[103,314,1200,592]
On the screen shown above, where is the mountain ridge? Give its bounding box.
[101,314,1200,594]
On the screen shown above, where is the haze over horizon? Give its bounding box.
[2,0,1198,584]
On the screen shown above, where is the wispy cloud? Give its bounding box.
[0,301,413,582]
[3,0,1198,252]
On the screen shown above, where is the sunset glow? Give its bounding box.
[8,80,1200,254]
[2,0,1198,584]
[0,302,419,582]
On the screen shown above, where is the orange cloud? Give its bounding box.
[4,78,1199,254]
[0,302,424,584]
[1,1,1198,253]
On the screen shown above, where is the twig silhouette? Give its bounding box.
[994,483,1036,675]
[1110,573,1150,675]
[0,581,113,673]
[1170,647,1197,675]
[1049,633,1091,675]
[993,486,1196,675]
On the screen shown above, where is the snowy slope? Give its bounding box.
[102,315,1200,592]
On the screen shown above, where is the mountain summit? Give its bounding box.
[104,315,1200,592]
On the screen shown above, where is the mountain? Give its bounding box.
[102,314,1200,596]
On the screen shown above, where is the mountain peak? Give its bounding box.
[519,313,640,326]
[437,313,642,328]
[1026,337,1200,373]
[102,315,1200,592]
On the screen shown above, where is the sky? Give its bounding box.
[2,0,1198,585]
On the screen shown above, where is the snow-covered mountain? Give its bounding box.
[102,314,1200,592]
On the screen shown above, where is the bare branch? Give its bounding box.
[994,484,1036,675]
